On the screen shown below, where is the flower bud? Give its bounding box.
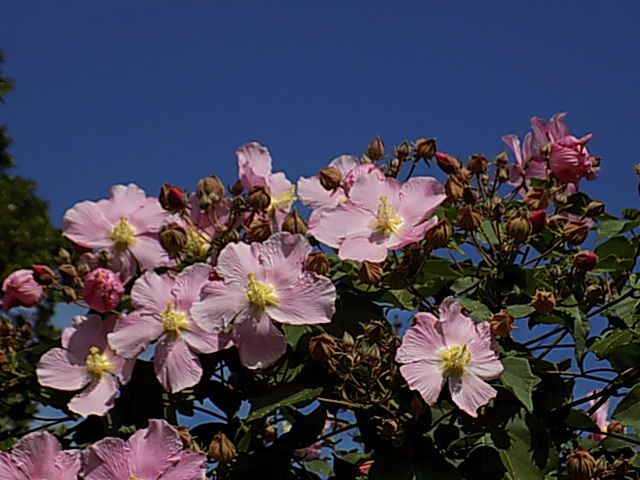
[83,268,124,313]
[585,284,603,304]
[341,331,355,351]
[490,310,515,337]
[159,223,188,256]
[395,141,410,161]
[365,344,381,363]
[415,138,436,159]
[197,175,225,207]
[159,183,187,212]
[531,290,556,315]
[456,205,482,232]
[608,420,624,434]
[468,154,488,174]
[507,211,532,243]
[367,135,385,161]
[584,201,605,218]
[524,187,549,211]
[61,286,78,303]
[357,460,374,476]
[231,179,244,196]
[435,152,461,174]
[495,151,508,167]
[56,247,72,265]
[247,186,271,211]
[529,210,547,233]
[573,250,598,271]
[308,333,337,362]
[31,265,55,286]
[58,264,78,281]
[245,217,272,243]
[177,427,193,448]
[425,218,452,248]
[445,175,465,201]
[564,221,590,246]
[208,432,236,463]
[463,187,478,205]
[566,446,596,480]
[359,261,384,285]
[1,270,44,309]
[319,166,342,190]
[282,209,307,235]
[306,252,330,276]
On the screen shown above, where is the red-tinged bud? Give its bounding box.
[435,152,461,174]
[573,250,598,271]
[31,265,55,286]
[529,210,547,233]
[308,334,337,362]
[357,460,374,475]
[531,290,556,314]
[159,183,187,212]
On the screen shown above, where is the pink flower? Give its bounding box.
[83,268,124,313]
[62,183,169,281]
[108,264,221,393]
[547,133,595,184]
[502,133,547,186]
[588,395,609,441]
[395,297,503,417]
[0,431,80,480]
[1,269,43,310]
[309,174,446,262]
[82,419,207,480]
[190,233,336,369]
[37,314,135,417]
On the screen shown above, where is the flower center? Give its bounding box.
[268,186,297,215]
[85,346,113,379]
[161,301,190,338]
[438,344,472,377]
[185,226,210,258]
[246,272,277,312]
[372,195,403,236]
[110,217,136,250]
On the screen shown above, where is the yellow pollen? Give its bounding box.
[246,272,277,312]
[161,301,190,338]
[85,346,113,379]
[268,186,297,215]
[129,476,139,480]
[110,217,136,250]
[439,344,472,377]
[372,195,403,235]
[185,226,210,258]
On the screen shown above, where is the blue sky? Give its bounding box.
[1,1,639,223]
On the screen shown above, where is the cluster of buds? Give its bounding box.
[0,317,33,366]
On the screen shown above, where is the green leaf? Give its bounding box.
[498,416,547,480]
[590,329,635,359]
[595,236,634,259]
[247,386,322,422]
[369,456,414,480]
[565,409,598,430]
[596,218,626,240]
[457,297,493,321]
[557,306,589,363]
[501,357,541,412]
[507,304,535,319]
[613,384,640,432]
[305,459,332,476]
[282,324,310,349]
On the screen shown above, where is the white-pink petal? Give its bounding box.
[154,337,203,393]
[267,273,335,325]
[233,314,287,369]
[68,376,119,417]
[448,373,497,418]
[399,361,445,406]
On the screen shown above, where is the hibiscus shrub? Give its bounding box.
[1,114,640,480]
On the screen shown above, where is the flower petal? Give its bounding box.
[0,454,22,480]
[233,314,287,369]
[128,419,183,479]
[237,142,272,190]
[154,337,202,393]
[160,451,207,480]
[108,312,163,359]
[395,312,445,364]
[68,376,119,417]
[397,177,446,225]
[83,437,131,480]
[62,200,112,249]
[53,450,82,480]
[309,203,372,249]
[37,347,91,391]
[338,234,388,262]
[215,240,262,285]
[181,321,223,354]
[448,373,497,417]
[171,263,212,311]
[11,431,62,478]
[190,281,248,332]
[130,270,174,312]
[399,361,445,406]
[129,235,169,272]
[267,273,335,325]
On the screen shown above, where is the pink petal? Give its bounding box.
[83,438,132,480]
[62,200,112,249]
[395,312,445,364]
[259,233,311,288]
[53,450,82,480]
[171,263,212,311]
[65,314,110,358]
[129,235,169,272]
[347,174,402,213]
[397,177,446,226]
[310,204,372,249]
[438,298,477,347]
[128,419,183,478]
[214,240,262,285]
[190,281,248,332]
[131,271,175,312]
[154,337,203,393]
[448,373,497,417]
[330,154,360,174]
[399,361,445,406]
[129,197,167,234]
[297,175,344,209]
[338,234,388,262]
[388,216,438,250]
[11,431,62,478]
[181,321,223,354]
[68,376,118,417]
[267,273,335,325]
[269,171,293,197]
[237,142,273,190]
[0,454,22,480]
[37,347,91,391]
[233,314,287,369]
[105,184,148,221]
[466,346,503,380]
[160,451,207,480]
[108,312,163,359]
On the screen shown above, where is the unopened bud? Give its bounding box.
[282,209,307,235]
[57,248,72,265]
[159,183,187,212]
[59,264,78,281]
[208,432,236,463]
[306,252,330,276]
[159,223,188,256]
[31,265,55,286]
[245,217,272,243]
[308,334,337,362]
[531,290,556,315]
[463,187,477,205]
[445,175,465,201]
[585,284,603,304]
[197,175,225,207]
[341,331,355,351]
[395,141,410,161]
[573,250,598,271]
[415,138,436,159]
[231,179,244,196]
[364,322,385,343]
[495,151,508,167]
[425,218,452,248]
[490,310,515,337]
[435,152,461,174]
[468,154,488,174]
[529,210,547,233]
[507,212,532,243]
[367,135,385,161]
[61,286,78,303]
[524,187,549,210]
[584,201,605,218]
[566,446,596,480]
[359,261,384,284]
[456,205,483,232]
[365,344,381,363]
[247,186,271,211]
[319,166,342,190]
[607,420,624,434]
[564,221,590,245]
[177,427,193,448]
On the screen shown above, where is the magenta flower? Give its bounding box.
[37,314,135,417]
[82,419,207,480]
[62,183,169,281]
[588,395,610,441]
[395,298,503,417]
[309,173,446,262]
[83,268,124,313]
[1,269,43,310]
[108,263,221,393]
[0,431,80,480]
[190,232,336,369]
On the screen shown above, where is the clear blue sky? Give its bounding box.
[1,1,639,223]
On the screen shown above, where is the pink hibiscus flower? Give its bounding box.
[107,263,222,393]
[62,183,169,281]
[588,395,609,441]
[1,269,43,310]
[502,133,547,186]
[37,314,135,417]
[82,419,207,480]
[395,297,503,417]
[0,431,80,480]
[190,233,336,369]
[308,173,446,262]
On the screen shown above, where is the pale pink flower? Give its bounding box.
[395,297,503,417]
[190,233,336,369]
[83,268,124,313]
[588,395,609,441]
[62,183,169,281]
[309,173,446,262]
[502,133,547,186]
[1,269,43,310]
[37,314,135,417]
[82,419,207,480]
[0,431,80,480]
[108,263,221,393]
